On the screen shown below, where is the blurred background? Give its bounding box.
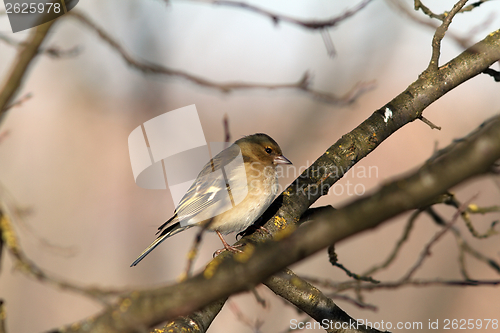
[1,0,499,332]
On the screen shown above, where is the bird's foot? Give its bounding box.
[213,243,244,257]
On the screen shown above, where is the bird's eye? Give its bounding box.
[265,147,273,154]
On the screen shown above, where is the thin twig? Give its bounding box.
[334,262,379,283]
[2,93,32,112]
[443,194,498,238]
[228,300,264,333]
[426,0,469,72]
[460,0,494,13]
[401,195,476,281]
[194,0,374,30]
[419,116,442,130]
[414,0,445,21]
[426,207,500,277]
[0,213,124,305]
[355,278,500,290]
[223,114,231,150]
[467,203,500,214]
[414,0,493,21]
[387,0,471,51]
[363,209,420,276]
[483,68,500,82]
[301,275,500,293]
[251,288,268,308]
[0,33,81,58]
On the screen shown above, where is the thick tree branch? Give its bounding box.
[265,269,386,333]
[155,298,226,333]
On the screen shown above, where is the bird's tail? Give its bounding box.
[130,221,190,267]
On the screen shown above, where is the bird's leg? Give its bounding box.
[256,226,270,234]
[214,231,244,257]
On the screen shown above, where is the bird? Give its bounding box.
[131,133,292,266]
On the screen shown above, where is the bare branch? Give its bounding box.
[304,198,500,294]
[425,207,500,277]
[414,0,445,21]
[227,301,264,332]
[426,0,469,72]
[419,116,441,130]
[441,194,498,238]
[154,298,227,333]
[334,261,380,283]
[2,93,33,112]
[0,212,124,306]
[387,0,472,50]
[483,68,500,81]
[265,269,385,333]
[460,0,494,13]
[192,0,374,30]
[327,293,378,311]
[350,278,500,291]
[402,196,476,281]
[0,33,81,58]
[67,10,374,105]
[414,0,493,20]
[0,21,57,118]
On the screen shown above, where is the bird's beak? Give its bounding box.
[274,155,292,165]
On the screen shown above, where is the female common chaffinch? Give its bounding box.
[131,133,291,266]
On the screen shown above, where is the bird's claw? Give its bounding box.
[213,243,244,257]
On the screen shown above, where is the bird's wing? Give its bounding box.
[172,143,248,226]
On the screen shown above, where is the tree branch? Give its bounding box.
[265,269,386,333]
[0,20,58,118]
[426,0,468,72]
[155,298,226,333]
[192,0,374,30]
